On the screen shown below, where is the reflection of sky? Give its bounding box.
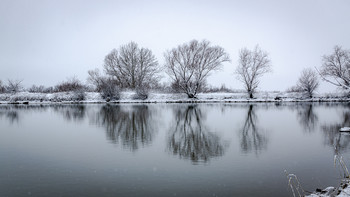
[0,103,350,197]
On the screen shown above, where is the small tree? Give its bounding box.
[235,45,272,98]
[104,42,161,89]
[87,69,120,101]
[297,68,319,98]
[0,80,5,93]
[164,39,230,98]
[87,69,105,92]
[28,85,46,93]
[54,77,84,92]
[6,79,23,94]
[318,45,350,90]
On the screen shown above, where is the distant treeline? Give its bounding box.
[1,40,349,100]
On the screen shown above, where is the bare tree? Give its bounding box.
[297,68,319,98]
[87,68,106,91]
[318,45,350,90]
[54,77,84,92]
[235,45,272,98]
[6,79,23,94]
[87,68,120,100]
[0,80,5,93]
[28,85,46,93]
[104,42,161,89]
[164,40,230,98]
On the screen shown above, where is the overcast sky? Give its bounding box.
[1,0,349,92]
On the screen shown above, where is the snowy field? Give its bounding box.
[0,91,349,104]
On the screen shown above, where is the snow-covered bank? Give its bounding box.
[306,182,350,197]
[0,91,349,104]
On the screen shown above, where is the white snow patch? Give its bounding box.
[340,127,350,132]
[0,91,349,104]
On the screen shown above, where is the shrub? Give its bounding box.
[54,77,84,92]
[71,89,86,101]
[6,79,23,94]
[28,85,46,93]
[133,87,149,100]
[100,81,120,101]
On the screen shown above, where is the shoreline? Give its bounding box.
[0,91,349,105]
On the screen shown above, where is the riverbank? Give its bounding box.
[0,91,349,104]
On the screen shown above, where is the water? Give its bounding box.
[0,103,349,197]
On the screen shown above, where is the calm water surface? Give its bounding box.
[1,103,350,197]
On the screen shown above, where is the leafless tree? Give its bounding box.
[28,85,46,93]
[87,68,120,100]
[164,40,230,98]
[297,68,319,98]
[6,79,23,93]
[87,69,104,91]
[104,42,161,89]
[54,77,84,92]
[0,80,5,93]
[317,45,350,90]
[235,45,272,98]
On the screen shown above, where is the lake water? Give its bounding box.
[1,103,350,197]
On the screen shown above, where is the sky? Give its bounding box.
[0,0,349,93]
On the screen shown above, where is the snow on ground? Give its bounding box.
[306,183,350,197]
[0,90,349,104]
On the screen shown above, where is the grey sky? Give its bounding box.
[1,0,349,92]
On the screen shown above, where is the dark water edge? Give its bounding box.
[1,103,350,197]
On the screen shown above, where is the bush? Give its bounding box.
[286,85,303,93]
[133,87,149,100]
[71,90,86,101]
[28,85,46,93]
[6,79,23,94]
[100,81,120,101]
[54,77,85,92]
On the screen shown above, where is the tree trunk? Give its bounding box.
[249,92,253,99]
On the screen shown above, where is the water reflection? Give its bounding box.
[0,105,48,124]
[321,107,350,154]
[94,105,156,151]
[167,105,226,163]
[52,105,86,122]
[296,104,318,133]
[239,105,268,155]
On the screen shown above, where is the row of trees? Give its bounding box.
[88,39,349,99]
[0,77,86,94]
[1,40,349,99]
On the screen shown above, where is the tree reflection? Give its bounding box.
[239,105,268,155]
[296,104,318,133]
[168,105,226,163]
[321,109,350,154]
[0,108,19,124]
[52,105,86,122]
[95,105,155,151]
[0,105,48,124]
